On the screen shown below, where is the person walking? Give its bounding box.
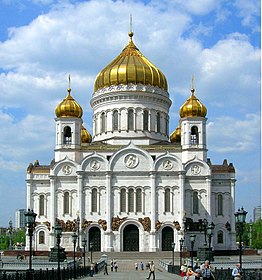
[135,262,138,270]
[103,263,109,275]
[110,260,114,272]
[232,263,242,280]
[146,261,155,280]
[89,262,94,277]
[201,260,215,280]
[140,261,144,270]
[114,261,118,272]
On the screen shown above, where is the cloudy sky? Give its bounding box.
[0,0,260,227]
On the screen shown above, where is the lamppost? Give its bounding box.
[76,215,80,251]
[190,234,196,267]
[179,238,184,267]
[171,242,176,265]
[24,209,37,276]
[90,241,93,263]
[234,207,247,269]
[54,223,62,280]
[82,237,87,273]
[72,231,78,279]
[207,223,215,263]
[202,219,208,246]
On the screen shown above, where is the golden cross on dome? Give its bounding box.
[130,14,133,33]
[68,74,71,94]
[191,75,195,94]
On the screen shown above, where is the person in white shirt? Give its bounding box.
[146,261,155,280]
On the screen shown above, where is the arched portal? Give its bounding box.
[123,224,139,251]
[89,227,101,251]
[162,226,174,251]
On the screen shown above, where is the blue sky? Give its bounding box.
[0,0,260,227]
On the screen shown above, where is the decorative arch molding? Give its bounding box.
[119,219,145,234]
[184,156,211,177]
[154,153,183,172]
[51,156,77,176]
[109,141,153,171]
[80,153,108,172]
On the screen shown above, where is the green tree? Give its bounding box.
[251,219,262,249]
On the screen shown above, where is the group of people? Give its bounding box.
[180,260,215,280]
[135,261,144,270]
[181,260,243,280]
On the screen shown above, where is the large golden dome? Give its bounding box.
[55,88,83,118]
[81,125,92,143]
[180,89,207,118]
[94,32,168,92]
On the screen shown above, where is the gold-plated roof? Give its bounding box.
[180,89,207,118]
[94,32,168,92]
[81,125,92,143]
[55,88,83,118]
[170,125,181,143]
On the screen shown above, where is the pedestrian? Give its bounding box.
[232,263,242,280]
[201,260,215,280]
[114,261,118,272]
[140,261,144,270]
[135,262,138,270]
[89,262,94,277]
[110,260,114,272]
[193,268,203,280]
[103,263,109,275]
[146,261,155,280]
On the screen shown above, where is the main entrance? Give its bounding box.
[123,224,139,251]
[89,227,101,251]
[162,226,174,251]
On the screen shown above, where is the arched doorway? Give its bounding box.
[162,226,174,251]
[123,224,139,251]
[89,227,101,251]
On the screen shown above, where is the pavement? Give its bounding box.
[81,263,181,279]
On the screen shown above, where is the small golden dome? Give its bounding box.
[81,125,92,143]
[170,125,181,143]
[180,89,207,118]
[94,32,168,92]
[55,88,83,118]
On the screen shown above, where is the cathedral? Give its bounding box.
[26,31,237,254]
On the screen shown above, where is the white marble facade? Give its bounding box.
[26,33,237,254]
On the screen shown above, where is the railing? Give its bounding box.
[0,258,105,280]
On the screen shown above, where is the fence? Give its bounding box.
[0,259,105,280]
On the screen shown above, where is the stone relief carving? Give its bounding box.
[155,220,164,231]
[163,160,173,170]
[139,217,151,232]
[43,221,51,231]
[124,154,139,168]
[173,221,181,231]
[56,218,77,232]
[191,164,201,175]
[82,219,92,229]
[98,219,107,231]
[62,165,72,175]
[111,216,127,231]
[90,160,100,170]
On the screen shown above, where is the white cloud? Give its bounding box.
[207,113,260,153]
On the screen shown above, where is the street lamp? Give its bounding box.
[202,219,208,246]
[82,237,87,273]
[207,223,215,263]
[72,231,78,279]
[234,207,248,269]
[179,238,184,267]
[89,241,93,263]
[54,223,62,280]
[76,215,80,251]
[171,242,176,265]
[190,234,196,267]
[24,209,37,276]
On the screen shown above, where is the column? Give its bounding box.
[50,176,56,248]
[105,172,113,251]
[206,176,212,219]
[78,173,83,242]
[179,172,185,230]
[149,172,157,252]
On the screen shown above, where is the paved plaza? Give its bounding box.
[82,259,181,280]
